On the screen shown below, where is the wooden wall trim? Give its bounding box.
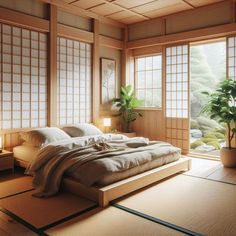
[0,7,49,32]
[132,45,163,57]
[100,35,123,50]
[58,24,94,43]
[231,0,236,23]
[92,19,100,126]
[48,5,58,126]
[127,22,236,49]
[121,26,128,87]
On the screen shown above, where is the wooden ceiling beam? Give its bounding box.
[182,0,196,8]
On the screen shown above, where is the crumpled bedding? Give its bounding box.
[26,134,181,197]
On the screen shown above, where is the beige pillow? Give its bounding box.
[20,127,71,147]
[62,123,103,137]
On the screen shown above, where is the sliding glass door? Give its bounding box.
[189,39,226,158]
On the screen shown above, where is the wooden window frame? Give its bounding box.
[134,53,163,110]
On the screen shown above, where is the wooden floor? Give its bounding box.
[0,157,236,236]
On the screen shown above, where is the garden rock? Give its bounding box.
[190,129,202,138]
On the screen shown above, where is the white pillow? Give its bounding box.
[20,127,71,147]
[62,123,103,137]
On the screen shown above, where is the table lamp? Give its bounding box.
[103,118,111,133]
[0,136,2,153]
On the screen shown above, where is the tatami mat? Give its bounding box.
[0,211,37,236]
[115,175,236,236]
[46,207,187,236]
[0,190,96,229]
[0,176,33,199]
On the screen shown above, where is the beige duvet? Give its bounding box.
[26,135,181,197]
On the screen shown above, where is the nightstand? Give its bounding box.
[0,150,14,173]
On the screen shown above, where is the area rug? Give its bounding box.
[114,175,236,236]
[46,207,186,236]
[0,176,33,199]
[0,190,97,229]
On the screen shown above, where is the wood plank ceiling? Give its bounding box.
[62,0,224,24]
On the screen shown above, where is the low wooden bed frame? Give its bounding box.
[15,156,191,207]
[61,157,192,207]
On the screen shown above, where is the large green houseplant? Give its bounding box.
[113,85,143,133]
[202,78,236,167]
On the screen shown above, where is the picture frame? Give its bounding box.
[100,58,116,104]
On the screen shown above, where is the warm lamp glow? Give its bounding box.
[103,118,111,127]
[0,136,2,152]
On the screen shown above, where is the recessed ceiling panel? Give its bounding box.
[132,0,186,14]
[144,2,192,18]
[114,0,155,9]
[108,10,137,21]
[72,0,104,10]
[90,3,123,16]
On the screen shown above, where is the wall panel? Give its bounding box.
[166,1,231,34]
[57,9,92,32]
[128,18,163,41]
[0,0,48,19]
[100,23,123,40]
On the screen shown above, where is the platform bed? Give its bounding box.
[15,154,191,207]
[62,157,191,207]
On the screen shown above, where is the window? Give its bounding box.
[135,55,162,108]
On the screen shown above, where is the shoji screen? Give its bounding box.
[0,23,47,130]
[227,36,236,81]
[57,37,92,125]
[227,36,236,148]
[165,44,189,154]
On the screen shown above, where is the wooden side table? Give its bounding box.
[0,150,14,173]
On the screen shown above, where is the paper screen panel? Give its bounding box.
[227,36,236,148]
[57,37,92,125]
[0,23,47,130]
[165,44,189,153]
[227,36,236,81]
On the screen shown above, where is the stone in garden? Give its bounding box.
[195,144,215,152]
[190,129,202,138]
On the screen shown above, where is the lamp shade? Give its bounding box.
[103,118,111,127]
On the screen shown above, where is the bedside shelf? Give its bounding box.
[0,150,14,173]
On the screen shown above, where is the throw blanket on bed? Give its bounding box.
[26,137,180,197]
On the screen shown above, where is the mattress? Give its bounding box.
[13,145,39,163]
[14,140,181,187]
[70,151,180,186]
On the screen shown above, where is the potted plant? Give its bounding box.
[113,85,143,136]
[202,78,236,167]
